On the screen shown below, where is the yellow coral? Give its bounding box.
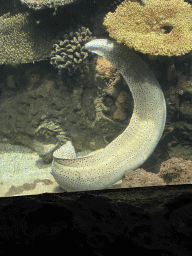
[0,12,55,64]
[20,0,77,10]
[103,0,192,56]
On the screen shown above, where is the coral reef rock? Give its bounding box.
[122,168,166,188]
[34,121,69,162]
[0,12,55,65]
[159,157,192,185]
[122,157,192,189]
[103,0,192,56]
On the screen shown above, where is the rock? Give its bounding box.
[159,157,192,184]
[122,157,192,189]
[122,168,166,188]
[34,121,69,162]
[1,185,192,255]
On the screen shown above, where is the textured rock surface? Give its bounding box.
[1,185,192,255]
[159,157,192,184]
[0,60,130,156]
[165,55,192,160]
[122,157,192,188]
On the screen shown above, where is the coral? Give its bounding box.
[50,26,95,74]
[20,0,78,10]
[113,91,128,120]
[103,0,192,56]
[122,168,166,188]
[96,57,116,78]
[0,12,55,64]
[159,157,192,184]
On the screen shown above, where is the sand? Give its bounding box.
[0,143,64,197]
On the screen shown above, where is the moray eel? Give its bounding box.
[51,39,166,192]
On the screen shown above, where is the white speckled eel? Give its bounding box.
[51,39,166,192]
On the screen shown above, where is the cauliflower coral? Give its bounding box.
[103,0,192,56]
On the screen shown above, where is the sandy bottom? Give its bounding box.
[0,143,122,197]
[0,143,64,197]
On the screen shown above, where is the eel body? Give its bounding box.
[51,39,166,192]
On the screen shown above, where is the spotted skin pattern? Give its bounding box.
[51,39,166,192]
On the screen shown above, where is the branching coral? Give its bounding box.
[103,0,192,56]
[50,26,95,74]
